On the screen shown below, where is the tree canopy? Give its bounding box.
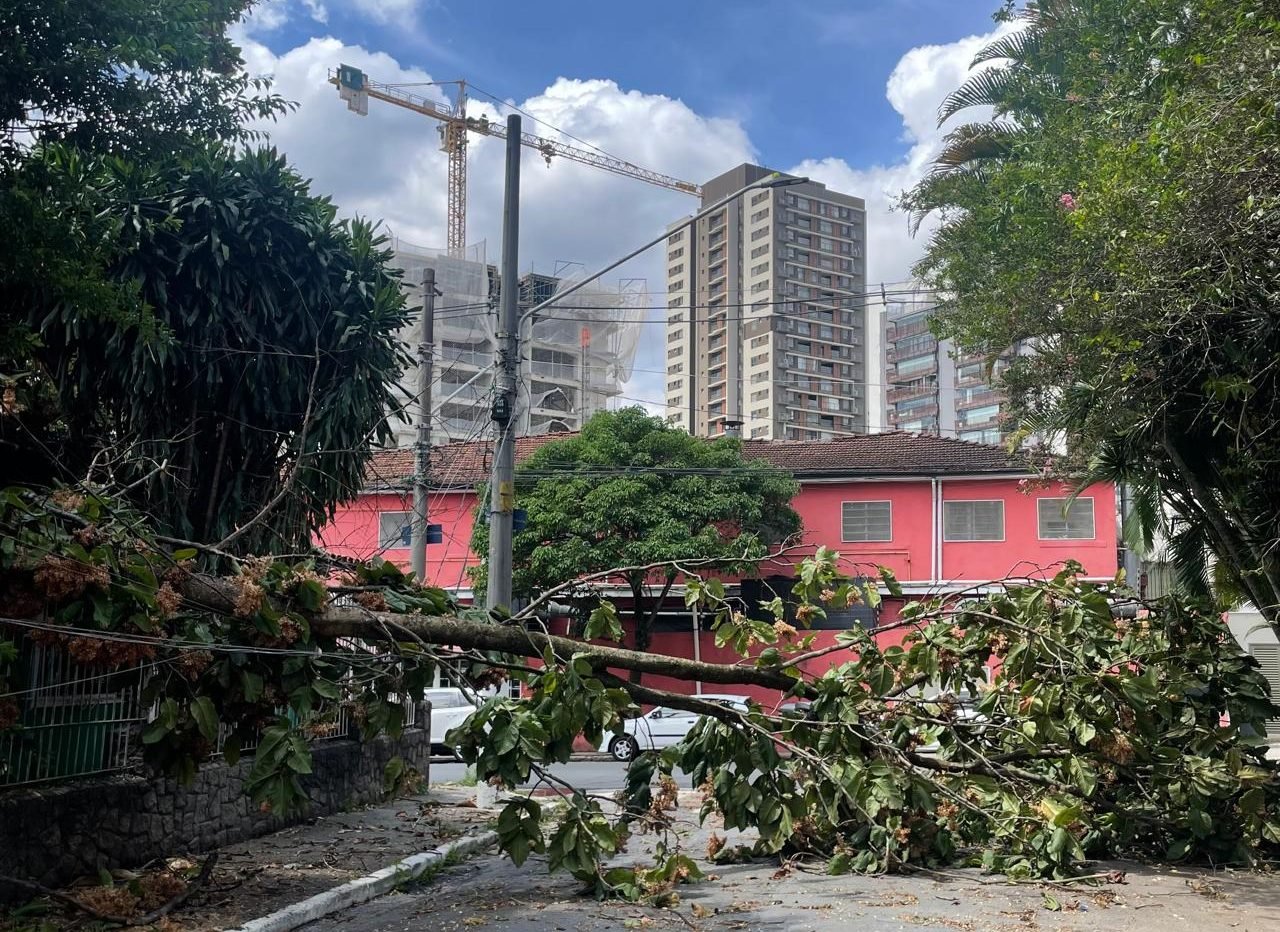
[1,1,411,555]
[904,0,1280,623]
[469,408,801,660]
[0,0,281,165]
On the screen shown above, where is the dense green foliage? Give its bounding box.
[0,488,454,812]
[905,0,1280,620]
[470,408,801,661]
[461,556,1280,892]
[1,1,410,554]
[0,0,280,164]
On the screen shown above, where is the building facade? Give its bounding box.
[664,164,868,441]
[882,284,1009,443]
[324,432,1117,596]
[321,431,1118,706]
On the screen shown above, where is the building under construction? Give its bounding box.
[387,239,645,447]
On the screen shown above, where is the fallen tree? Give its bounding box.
[2,487,1279,898]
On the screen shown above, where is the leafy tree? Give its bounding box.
[470,408,801,669]
[904,0,1280,624]
[3,147,412,554]
[0,0,281,165]
[1,2,409,554]
[4,492,1278,887]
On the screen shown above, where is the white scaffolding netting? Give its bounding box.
[386,238,645,446]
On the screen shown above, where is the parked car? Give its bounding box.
[425,687,480,758]
[603,694,751,762]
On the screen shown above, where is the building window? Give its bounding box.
[751,243,770,259]
[943,500,1005,542]
[667,378,683,391]
[668,247,684,261]
[670,263,683,276]
[751,426,769,438]
[751,261,769,276]
[751,227,769,241]
[667,363,683,375]
[668,279,684,293]
[750,190,770,205]
[669,296,684,308]
[750,208,770,223]
[1037,498,1095,540]
[379,511,413,549]
[961,404,1001,425]
[841,501,892,542]
[667,346,682,359]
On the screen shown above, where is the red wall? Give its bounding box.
[940,479,1116,582]
[318,490,480,591]
[319,477,1117,592]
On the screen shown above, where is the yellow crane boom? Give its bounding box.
[331,65,702,257]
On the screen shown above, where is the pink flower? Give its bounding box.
[1058,193,1077,211]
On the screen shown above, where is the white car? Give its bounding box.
[604,694,751,762]
[425,687,480,758]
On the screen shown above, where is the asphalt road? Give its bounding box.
[304,797,1280,932]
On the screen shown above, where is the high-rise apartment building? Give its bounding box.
[664,164,868,440]
[882,284,1009,443]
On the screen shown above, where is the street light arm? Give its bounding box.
[517,173,808,324]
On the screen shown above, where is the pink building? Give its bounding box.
[319,432,1117,702]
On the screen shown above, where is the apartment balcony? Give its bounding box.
[886,383,936,404]
[888,321,931,340]
[957,389,1004,410]
[891,400,939,418]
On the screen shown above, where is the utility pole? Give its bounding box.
[486,114,521,615]
[411,267,437,582]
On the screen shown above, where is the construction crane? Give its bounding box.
[331,64,702,256]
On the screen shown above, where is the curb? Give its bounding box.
[226,829,499,932]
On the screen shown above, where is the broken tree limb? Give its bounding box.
[312,606,803,693]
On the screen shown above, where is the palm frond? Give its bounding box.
[970,28,1040,68]
[937,67,1017,126]
[930,121,1021,177]
[1168,519,1212,602]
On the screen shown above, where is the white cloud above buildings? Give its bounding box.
[230,19,1009,410]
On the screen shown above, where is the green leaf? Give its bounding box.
[190,696,219,742]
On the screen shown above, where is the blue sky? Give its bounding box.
[260,0,998,173]
[235,0,1008,413]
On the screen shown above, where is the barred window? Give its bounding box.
[943,501,1004,541]
[1037,498,1095,539]
[841,501,892,542]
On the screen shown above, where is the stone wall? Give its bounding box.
[0,726,432,901]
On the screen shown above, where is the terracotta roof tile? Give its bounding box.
[361,431,1024,491]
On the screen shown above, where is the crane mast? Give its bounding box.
[331,65,701,256]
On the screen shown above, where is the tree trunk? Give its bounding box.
[628,575,650,684]
[175,571,798,692]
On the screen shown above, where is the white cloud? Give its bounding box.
[234,36,754,411]
[352,0,422,26]
[789,23,1014,287]
[239,0,290,33]
[302,0,328,24]
[232,22,1016,416]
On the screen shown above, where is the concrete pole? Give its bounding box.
[486,114,521,615]
[411,266,436,582]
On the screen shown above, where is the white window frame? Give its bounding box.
[1037,497,1096,540]
[943,500,1005,542]
[840,500,892,543]
[379,510,413,549]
